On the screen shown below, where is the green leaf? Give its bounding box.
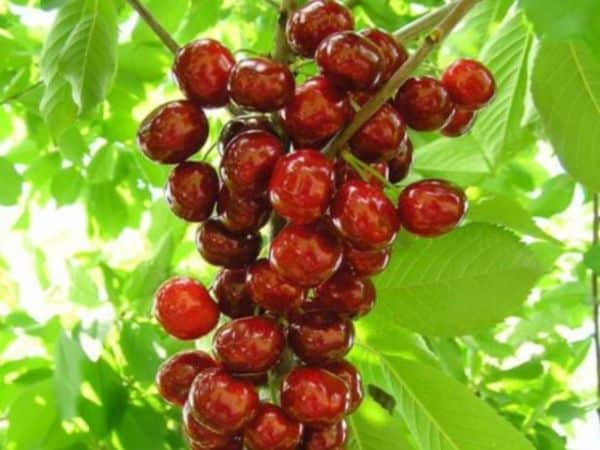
[119,322,162,384]
[583,245,600,273]
[116,404,166,450]
[528,174,575,217]
[0,156,22,205]
[87,145,119,184]
[54,332,85,419]
[51,167,84,206]
[57,127,87,163]
[68,262,101,307]
[86,183,129,238]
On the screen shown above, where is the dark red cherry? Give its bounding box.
[286,0,354,58]
[221,130,284,198]
[441,59,495,110]
[166,162,219,222]
[196,219,262,268]
[247,259,306,315]
[212,268,255,318]
[343,243,391,278]
[361,28,408,87]
[394,76,454,131]
[187,435,243,450]
[313,269,375,317]
[156,351,219,406]
[217,186,272,234]
[244,404,304,450]
[269,222,343,288]
[281,367,350,428]
[441,107,476,137]
[269,150,335,224]
[282,76,352,148]
[228,58,295,112]
[219,116,276,156]
[323,361,363,413]
[183,403,233,448]
[388,137,413,183]
[137,101,208,164]
[173,39,235,108]
[331,180,400,249]
[153,277,219,340]
[397,179,467,237]
[335,158,389,189]
[304,421,347,450]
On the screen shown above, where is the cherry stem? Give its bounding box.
[393,1,461,43]
[592,193,600,422]
[341,150,396,190]
[125,0,180,55]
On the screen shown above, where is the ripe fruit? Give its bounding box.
[269,150,335,224]
[362,28,408,86]
[323,361,363,413]
[217,186,272,234]
[335,159,389,188]
[244,404,303,450]
[397,179,467,237]
[247,259,306,315]
[394,76,454,131]
[286,0,354,58]
[441,59,495,110]
[137,101,208,164]
[218,116,276,156]
[186,435,243,450]
[183,403,234,448]
[212,268,255,318]
[196,219,262,268]
[156,351,219,406]
[213,316,285,373]
[173,39,235,108]
[303,420,348,450]
[228,57,295,112]
[441,107,476,137]
[388,137,413,183]
[153,277,219,340]
[343,243,391,278]
[313,269,376,317]
[166,162,219,222]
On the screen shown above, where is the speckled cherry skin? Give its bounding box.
[441,59,495,110]
[394,76,454,131]
[247,259,306,315]
[361,28,408,87]
[244,403,304,450]
[441,107,476,137]
[221,130,285,198]
[397,179,467,237]
[281,367,350,428]
[187,435,243,450]
[190,367,259,434]
[269,221,343,288]
[343,243,391,278]
[282,76,352,148]
[331,180,400,249]
[313,269,376,317]
[156,351,219,406]
[212,268,255,318]
[218,116,276,156]
[196,219,262,268]
[335,159,389,189]
[269,150,335,224]
[217,186,272,235]
[388,137,413,183]
[183,403,233,448]
[166,162,219,222]
[228,57,295,112]
[323,361,363,413]
[286,0,354,58]
[304,420,347,450]
[137,101,208,164]
[173,39,235,108]
[153,277,219,340]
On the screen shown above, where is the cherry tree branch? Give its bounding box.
[125,0,180,54]
[394,1,459,43]
[592,194,600,422]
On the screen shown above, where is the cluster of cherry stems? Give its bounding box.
[138,1,496,449]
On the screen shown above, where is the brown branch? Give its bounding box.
[593,194,600,423]
[125,0,180,54]
[394,1,459,43]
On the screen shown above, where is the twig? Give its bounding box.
[394,1,459,43]
[272,0,296,64]
[0,81,43,105]
[125,0,180,54]
[592,193,600,423]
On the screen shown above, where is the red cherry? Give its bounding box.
[303,420,348,450]
[282,76,352,148]
[137,101,208,164]
[361,28,408,87]
[269,150,335,224]
[156,351,219,406]
[335,158,389,189]
[173,39,235,108]
[441,59,495,110]
[331,180,400,249]
[190,367,259,434]
[196,219,262,268]
[217,186,272,234]
[228,58,295,112]
[343,243,391,278]
[313,269,375,317]
[187,435,243,450]
[212,268,255,318]
[323,361,363,413]
[281,367,350,428]
[269,221,343,288]
[247,259,306,315]
[397,179,467,237]
[394,76,454,131]
[183,403,233,447]
[153,277,219,340]
[244,404,304,450]
[289,312,354,364]
[388,137,413,183]
[441,107,476,137]
[286,0,354,58]
[166,162,219,222]
[219,116,277,156]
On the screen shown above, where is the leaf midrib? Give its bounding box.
[569,43,600,114]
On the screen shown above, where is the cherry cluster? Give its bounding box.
[138,1,496,449]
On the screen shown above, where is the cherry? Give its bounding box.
[288,311,354,364]
[441,59,495,110]
[281,367,350,428]
[221,130,284,198]
[335,159,389,189]
[156,351,219,406]
[313,269,376,317]
[212,268,255,318]
[190,367,259,434]
[361,28,408,87]
[166,162,219,222]
[323,361,363,413]
[244,404,304,450]
[187,435,243,450]
[217,186,272,234]
[303,420,348,450]
[282,76,352,148]
[397,179,467,237]
[441,107,476,137]
[331,180,400,249]
[269,221,343,288]
[343,243,391,278]
[394,76,454,131]
[228,57,295,112]
[213,316,285,374]
[183,403,234,448]
[286,0,354,58]
[153,277,219,340]
[388,137,413,183]
[269,150,335,224]
[219,116,276,156]
[315,31,383,91]
[137,101,208,164]
[196,219,262,268]
[173,39,235,108]
[247,259,306,315]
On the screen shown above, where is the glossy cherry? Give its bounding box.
[441,107,476,137]
[244,403,304,450]
[343,243,391,278]
[335,159,389,189]
[187,435,243,450]
[441,58,495,110]
[196,219,262,268]
[323,361,363,413]
[166,162,219,222]
[397,179,467,237]
[219,116,276,156]
[303,420,348,450]
[247,259,306,315]
[362,28,408,87]
[183,403,234,448]
[153,277,219,340]
[137,101,208,164]
[394,76,454,131]
[212,268,255,318]
[388,137,413,183]
[313,269,376,317]
[217,186,272,234]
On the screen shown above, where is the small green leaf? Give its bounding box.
[87,145,119,184]
[529,174,575,217]
[0,157,22,205]
[68,262,101,307]
[51,167,84,206]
